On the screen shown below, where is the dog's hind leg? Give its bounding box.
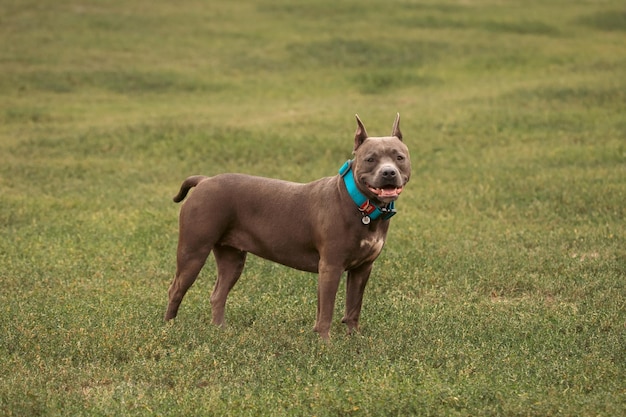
[164,245,212,321]
[210,245,247,326]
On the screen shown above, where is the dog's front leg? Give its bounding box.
[342,262,373,335]
[313,262,343,340]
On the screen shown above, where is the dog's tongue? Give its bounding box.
[375,185,402,198]
[379,187,400,197]
[367,183,403,199]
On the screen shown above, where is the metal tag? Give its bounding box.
[361,215,371,225]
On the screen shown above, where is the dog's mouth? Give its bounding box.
[367,184,404,199]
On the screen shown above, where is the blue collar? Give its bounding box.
[339,160,396,223]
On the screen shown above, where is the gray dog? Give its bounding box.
[164,114,411,340]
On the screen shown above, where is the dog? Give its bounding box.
[164,114,411,340]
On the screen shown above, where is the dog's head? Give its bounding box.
[351,114,411,204]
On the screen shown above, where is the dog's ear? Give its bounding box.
[354,114,368,152]
[391,113,402,141]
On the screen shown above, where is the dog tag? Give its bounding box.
[361,215,371,225]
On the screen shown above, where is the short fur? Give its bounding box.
[164,114,411,340]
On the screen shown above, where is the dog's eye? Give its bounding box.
[397,155,404,161]
[366,157,375,163]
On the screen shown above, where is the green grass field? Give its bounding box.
[1,0,625,415]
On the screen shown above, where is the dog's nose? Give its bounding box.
[381,167,397,178]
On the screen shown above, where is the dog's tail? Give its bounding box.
[173,175,208,203]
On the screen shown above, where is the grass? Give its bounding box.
[1,0,625,415]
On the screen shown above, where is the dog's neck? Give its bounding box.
[339,160,396,225]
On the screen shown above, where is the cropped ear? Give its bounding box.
[354,114,369,152]
[391,113,402,140]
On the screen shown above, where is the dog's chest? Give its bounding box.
[348,234,385,268]
[361,235,384,254]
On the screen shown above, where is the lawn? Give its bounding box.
[1,0,624,415]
